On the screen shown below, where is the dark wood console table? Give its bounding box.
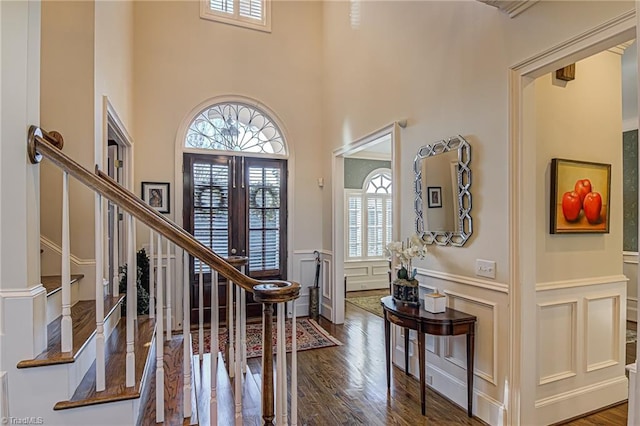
[381,295,477,417]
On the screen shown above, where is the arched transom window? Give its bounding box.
[346,168,392,259]
[185,102,286,156]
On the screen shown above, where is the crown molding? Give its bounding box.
[477,0,538,18]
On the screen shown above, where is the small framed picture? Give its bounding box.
[141,182,170,214]
[427,186,442,208]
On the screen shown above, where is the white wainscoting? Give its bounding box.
[344,259,389,291]
[392,268,509,426]
[534,276,628,425]
[291,250,333,319]
[40,236,95,302]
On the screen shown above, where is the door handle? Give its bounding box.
[231,248,237,255]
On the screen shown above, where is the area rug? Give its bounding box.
[628,329,637,344]
[192,318,342,357]
[345,295,385,318]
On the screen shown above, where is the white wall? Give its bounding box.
[322,1,634,424]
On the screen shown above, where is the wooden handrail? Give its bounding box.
[28,126,300,303]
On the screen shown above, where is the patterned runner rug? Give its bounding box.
[192,318,342,358]
[345,295,385,318]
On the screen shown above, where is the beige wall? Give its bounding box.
[535,51,623,284]
[132,1,324,255]
[40,0,96,261]
[40,0,135,286]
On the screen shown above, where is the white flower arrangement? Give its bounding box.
[385,234,428,280]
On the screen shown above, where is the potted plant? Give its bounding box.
[119,248,151,315]
[385,235,428,307]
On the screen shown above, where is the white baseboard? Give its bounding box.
[428,364,504,425]
[534,376,628,425]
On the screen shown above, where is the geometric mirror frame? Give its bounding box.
[414,135,472,246]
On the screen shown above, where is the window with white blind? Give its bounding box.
[200,0,271,32]
[346,169,392,260]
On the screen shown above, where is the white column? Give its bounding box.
[125,214,135,387]
[155,234,165,422]
[149,230,155,319]
[166,239,172,340]
[198,260,204,361]
[94,194,105,391]
[291,300,298,426]
[132,220,137,322]
[182,249,191,419]
[61,171,73,353]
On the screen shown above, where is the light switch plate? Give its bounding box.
[476,259,496,279]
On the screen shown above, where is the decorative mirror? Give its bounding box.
[414,135,472,246]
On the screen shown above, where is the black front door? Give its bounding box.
[183,153,287,323]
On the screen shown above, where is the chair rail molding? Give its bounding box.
[476,0,539,18]
[415,267,509,294]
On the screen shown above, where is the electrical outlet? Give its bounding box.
[476,259,496,279]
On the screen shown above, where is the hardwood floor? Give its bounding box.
[146,297,635,425]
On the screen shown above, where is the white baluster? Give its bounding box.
[235,283,242,418]
[166,239,172,340]
[112,204,119,297]
[291,300,298,426]
[198,260,204,361]
[132,220,137,322]
[61,171,73,353]
[149,230,155,319]
[95,194,105,391]
[277,304,287,425]
[241,265,247,374]
[211,270,219,399]
[228,279,235,378]
[183,249,191,419]
[155,234,165,422]
[125,214,135,387]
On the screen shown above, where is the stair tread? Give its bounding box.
[139,334,198,425]
[17,294,125,368]
[41,274,84,296]
[54,316,155,410]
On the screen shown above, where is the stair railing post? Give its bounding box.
[291,300,297,426]
[198,260,204,361]
[132,219,137,322]
[182,249,192,419]
[262,303,275,425]
[235,281,242,419]
[211,269,219,400]
[241,264,247,374]
[166,238,172,340]
[149,229,155,319]
[155,233,165,422]
[112,203,119,298]
[125,214,135,387]
[95,193,106,391]
[61,171,73,353]
[228,279,235,378]
[276,302,287,425]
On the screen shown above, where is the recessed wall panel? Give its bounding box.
[538,301,576,384]
[585,295,619,371]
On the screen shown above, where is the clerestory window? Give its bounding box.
[200,0,271,32]
[346,169,392,260]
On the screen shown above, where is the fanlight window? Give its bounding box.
[346,169,392,259]
[185,102,286,155]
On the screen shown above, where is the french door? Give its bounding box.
[183,153,287,322]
